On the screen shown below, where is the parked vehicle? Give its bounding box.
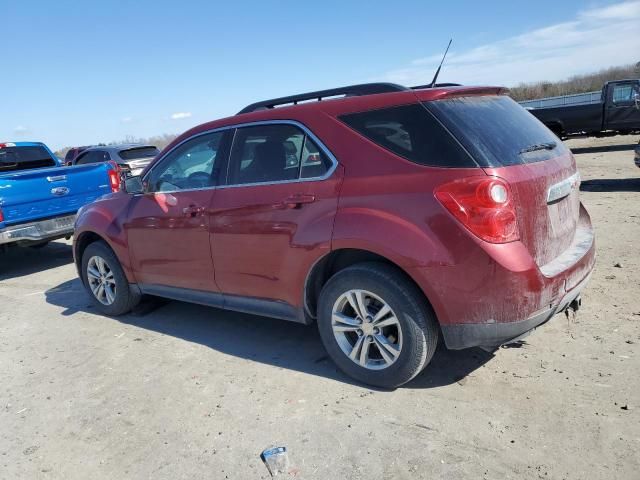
[0,142,121,250]
[73,83,595,388]
[635,141,640,168]
[73,144,160,177]
[520,79,640,138]
[64,146,92,166]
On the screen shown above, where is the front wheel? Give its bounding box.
[317,262,438,388]
[81,241,140,316]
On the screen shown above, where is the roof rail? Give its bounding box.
[237,83,408,114]
[411,82,462,90]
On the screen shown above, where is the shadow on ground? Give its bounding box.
[570,143,637,155]
[580,177,640,192]
[45,278,494,390]
[0,241,73,281]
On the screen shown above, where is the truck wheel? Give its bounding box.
[81,241,140,316]
[317,262,438,388]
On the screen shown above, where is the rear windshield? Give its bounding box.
[118,146,159,160]
[424,95,568,166]
[339,104,476,167]
[0,145,57,172]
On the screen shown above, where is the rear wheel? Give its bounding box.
[81,241,140,316]
[317,262,438,388]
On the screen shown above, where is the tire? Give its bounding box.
[317,262,438,388]
[81,241,141,316]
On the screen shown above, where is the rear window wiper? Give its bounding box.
[518,141,557,155]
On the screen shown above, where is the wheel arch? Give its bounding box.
[303,248,439,326]
[74,231,134,282]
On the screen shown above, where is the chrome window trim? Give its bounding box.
[141,120,338,195]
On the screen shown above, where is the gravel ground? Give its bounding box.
[1,135,638,479]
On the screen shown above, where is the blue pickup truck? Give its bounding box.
[0,142,119,250]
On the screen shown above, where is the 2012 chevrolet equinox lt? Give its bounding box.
[73,83,595,388]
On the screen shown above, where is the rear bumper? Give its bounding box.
[407,203,596,350]
[0,214,76,245]
[440,272,590,349]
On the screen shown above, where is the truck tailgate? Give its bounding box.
[0,163,113,226]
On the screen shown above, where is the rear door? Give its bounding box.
[0,144,113,225]
[210,122,340,309]
[125,130,232,291]
[604,81,640,131]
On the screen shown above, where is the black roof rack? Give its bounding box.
[237,82,408,114]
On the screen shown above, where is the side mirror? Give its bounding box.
[634,92,640,110]
[124,175,144,194]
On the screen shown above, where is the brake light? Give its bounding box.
[435,176,519,243]
[107,161,121,192]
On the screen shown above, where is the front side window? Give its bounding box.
[227,124,332,185]
[146,131,230,192]
[612,84,634,104]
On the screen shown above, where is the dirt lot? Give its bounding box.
[1,135,638,479]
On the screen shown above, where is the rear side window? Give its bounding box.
[0,145,57,172]
[118,146,160,160]
[339,104,475,167]
[227,124,332,185]
[425,95,569,167]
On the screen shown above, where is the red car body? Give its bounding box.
[73,84,595,352]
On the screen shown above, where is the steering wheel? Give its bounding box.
[187,171,212,189]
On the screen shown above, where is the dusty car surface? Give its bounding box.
[72,82,595,388]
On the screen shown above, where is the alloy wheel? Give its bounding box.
[331,289,403,370]
[86,255,117,305]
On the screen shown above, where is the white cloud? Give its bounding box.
[381,1,640,87]
[120,116,133,124]
[170,112,192,120]
[14,125,29,135]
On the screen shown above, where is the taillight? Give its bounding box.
[435,176,519,243]
[107,161,121,192]
[0,207,4,223]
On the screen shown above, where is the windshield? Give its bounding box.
[118,146,160,161]
[425,95,568,167]
[0,145,57,172]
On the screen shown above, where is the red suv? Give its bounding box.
[73,83,595,388]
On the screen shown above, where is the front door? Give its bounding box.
[125,130,232,291]
[210,122,341,309]
[605,81,640,131]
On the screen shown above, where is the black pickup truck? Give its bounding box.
[519,79,640,138]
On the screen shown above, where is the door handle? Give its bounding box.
[183,205,206,217]
[282,194,316,209]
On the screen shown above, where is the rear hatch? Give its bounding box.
[0,156,113,226]
[425,95,581,268]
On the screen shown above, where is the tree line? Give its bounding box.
[509,62,640,101]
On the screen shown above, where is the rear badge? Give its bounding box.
[51,186,70,196]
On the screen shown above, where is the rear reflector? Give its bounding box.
[435,176,519,243]
[107,162,121,192]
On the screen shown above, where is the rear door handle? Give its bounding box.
[183,205,206,217]
[282,194,316,209]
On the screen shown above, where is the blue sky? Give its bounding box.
[2,0,639,151]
